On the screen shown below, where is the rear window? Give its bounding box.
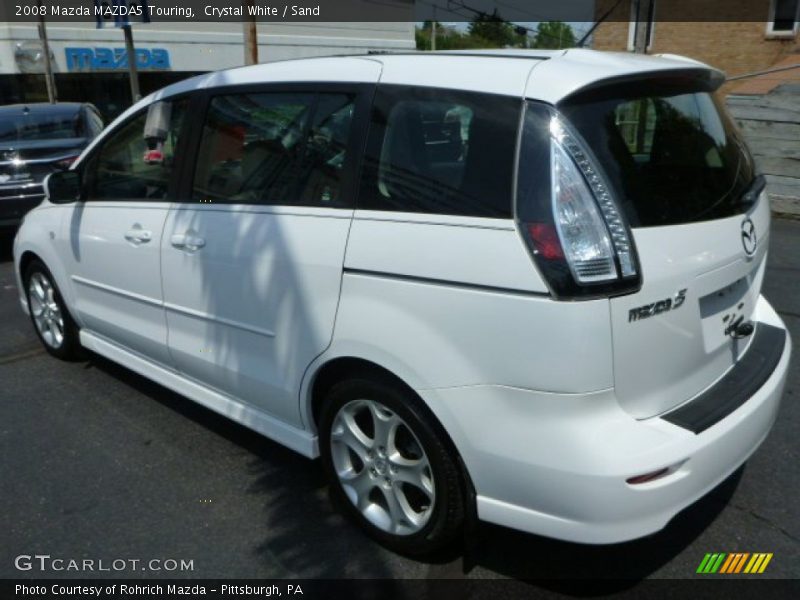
[358,85,520,218]
[0,109,83,142]
[559,81,757,227]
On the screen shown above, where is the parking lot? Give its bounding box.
[1,218,798,586]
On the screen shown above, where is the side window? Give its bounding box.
[192,92,356,206]
[358,86,520,218]
[84,98,187,201]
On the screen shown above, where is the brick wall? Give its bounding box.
[592,1,799,93]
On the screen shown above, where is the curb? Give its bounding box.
[770,194,800,219]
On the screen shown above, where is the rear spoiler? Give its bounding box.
[557,68,726,106]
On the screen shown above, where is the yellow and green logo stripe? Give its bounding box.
[696,552,773,574]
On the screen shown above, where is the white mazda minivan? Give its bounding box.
[13,49,792,555]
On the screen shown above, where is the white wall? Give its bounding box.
[0,21,416,74]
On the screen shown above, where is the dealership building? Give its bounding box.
[0,21,415,120]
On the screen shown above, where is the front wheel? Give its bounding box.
[24,259,82,360]
[319,378,465,556]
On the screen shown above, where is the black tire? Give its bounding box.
[24,259,83,360]
[319,377,465,556]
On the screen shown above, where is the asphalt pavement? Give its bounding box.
[1,219,798,588]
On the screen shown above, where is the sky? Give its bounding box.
[438,21,595,39]
[412,0,597,39]
[413,0,596,23]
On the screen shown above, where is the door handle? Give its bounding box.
[124,227,152,245]
[170,233,206,251]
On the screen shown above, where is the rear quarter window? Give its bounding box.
[358,85,520,218]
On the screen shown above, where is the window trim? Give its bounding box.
[78,93,193,203]
[765,0,800,38]
[176,81,376,209]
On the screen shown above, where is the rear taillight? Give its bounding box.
[526,223,563,260]
[550,129,616,283]
[517,102,640,299]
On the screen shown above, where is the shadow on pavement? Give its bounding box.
[466,466,743,592]
[0,230,14,263]
[84,352,742,587]
[85,353,396,579]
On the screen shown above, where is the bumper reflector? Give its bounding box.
[626,468,670,485]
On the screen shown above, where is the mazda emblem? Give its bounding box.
[741,218,757,256]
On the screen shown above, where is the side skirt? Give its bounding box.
[79,330,319,458]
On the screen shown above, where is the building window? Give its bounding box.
[767,0,799,36]
[627,0,657,52]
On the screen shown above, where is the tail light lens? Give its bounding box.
[550,134,616,283]
[517,102,640,299]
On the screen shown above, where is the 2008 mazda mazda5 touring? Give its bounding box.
[13,49,792,555]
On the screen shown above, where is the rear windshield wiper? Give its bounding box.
[739,174,766,210]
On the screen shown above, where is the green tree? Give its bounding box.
[416,20,441,50]
[416,23,498,51]
[533,21,576,49]
[414,24,442,50]
[467,12,520,48]
[419,20,442,33]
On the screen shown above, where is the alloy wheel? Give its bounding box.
[329,399,435,536]
[28,272,65,349]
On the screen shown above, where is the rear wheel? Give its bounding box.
[24,259,82,360]
[319,377,465,556]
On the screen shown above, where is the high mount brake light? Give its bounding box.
[517,102,640,299]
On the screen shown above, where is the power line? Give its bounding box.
[726,63,800,82]
[454,0,585,47]
[493,0,565,23]
[415,0,472,22]
[416,0,475,25]
[577,0,627,47]
[418,0,583,49]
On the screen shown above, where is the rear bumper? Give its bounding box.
[420,294,791,544]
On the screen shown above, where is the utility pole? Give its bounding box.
[122,24,141,101]
[94,1,150,106]
[431,6,437,51]
[632,0,655,54]
[243,0,259,65]
[36,0,57,103]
